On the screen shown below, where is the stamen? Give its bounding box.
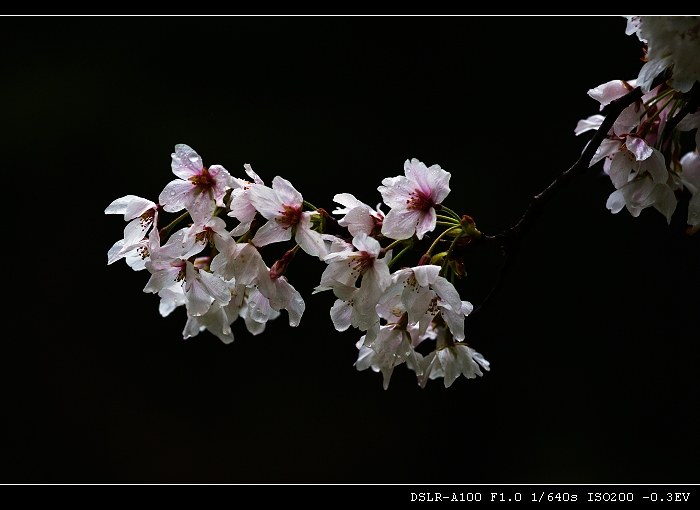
[407,189,434,211]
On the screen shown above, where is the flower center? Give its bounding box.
[276,204,302,229]
[349,251,375,277]
[139,209,155,229]
[189,166,214,190]
[406,189,434,211]
[195,227,214,246]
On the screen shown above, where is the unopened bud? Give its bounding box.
[417,254,432,266]
[460,215,482,238]
[430,252,447,266]
[270,248,297,279]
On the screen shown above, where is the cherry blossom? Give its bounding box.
[143,228,230,317]
[179,215,236,261]
[159,144,235,223]
[255,270,306,328]
[575,73,698,226]
[315,233,391,331]
[378,264,469,341]
[604,144,677,223]
[416,327,490,389]
[626,16,700,93]
[227,163,265,236]
[354,323,422,390]
[210,241,266,286]
[104,17,699,391]
[108,222,161,271]
[240,296,281,335]
[105,195,158,267]
[331,193,384,237]
[378,158,451,240]
[183,301,234,344]
[249,176,327,258]
[157,285,187,319]
[162,278,243,344]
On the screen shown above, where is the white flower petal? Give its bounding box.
[159,179,195,213]
[249,184,283,219]
[381,209,421,240]
[295,212,327,258]
[330,299,353,332]
[414,208,437,240]
[271,176,303,207]
[252,220,293,247]
[171,144,203,178]
[574,115,605,135]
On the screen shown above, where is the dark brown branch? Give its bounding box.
[469,85,646,319]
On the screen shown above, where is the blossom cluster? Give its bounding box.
[106,146,489,389]
[106,16,699,390]
[575,16,700,233]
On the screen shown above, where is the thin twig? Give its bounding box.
[469,85,646,318]
[470,79,700,320]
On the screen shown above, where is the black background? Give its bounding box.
[2,15,699,484]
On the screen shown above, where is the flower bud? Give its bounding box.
[460,215,482,238]
[269,247,297,279]
[430,252,447,266]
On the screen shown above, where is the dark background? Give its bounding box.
[2,15,699,484]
